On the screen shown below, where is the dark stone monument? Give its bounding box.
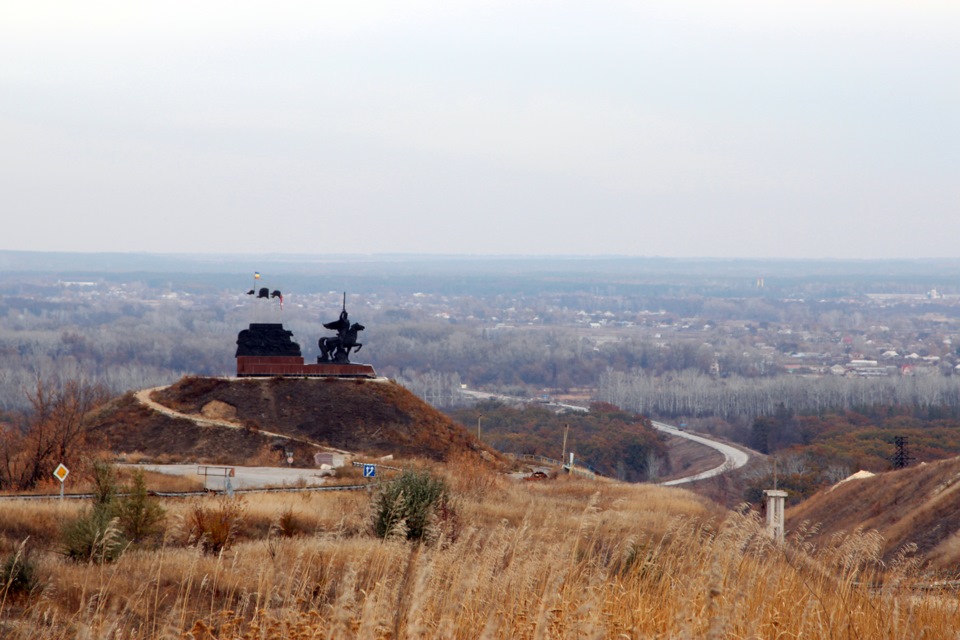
[236,324,302,357]
[234,289,375,378]
[318,294,364,364]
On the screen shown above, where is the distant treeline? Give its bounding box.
[599,369,960,420]
[446,401,669,482]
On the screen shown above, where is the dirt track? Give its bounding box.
[133,386,352,456]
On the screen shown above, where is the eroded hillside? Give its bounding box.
[786,456,960,569]
[90,376,500,467]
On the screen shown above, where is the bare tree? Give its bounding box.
[1,375,111,490]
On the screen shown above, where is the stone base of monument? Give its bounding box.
[236,356,377,378]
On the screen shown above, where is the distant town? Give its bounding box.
[4,254,960,416]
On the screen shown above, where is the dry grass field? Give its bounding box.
[788,456,960,570]
[2,460,959,639]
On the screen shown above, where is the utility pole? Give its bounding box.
[477,414,483,441]
[561,423,569,470]
[891,436,913,469]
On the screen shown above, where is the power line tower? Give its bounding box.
[891,436,914,470]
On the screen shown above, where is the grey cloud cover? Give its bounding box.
[1,1,957,258]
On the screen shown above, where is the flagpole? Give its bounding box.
[253,271,260,323]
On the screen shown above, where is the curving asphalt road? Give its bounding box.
[458,388,751,486]
[652,421,751,486]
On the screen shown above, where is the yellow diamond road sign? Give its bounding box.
[53,463,69,482]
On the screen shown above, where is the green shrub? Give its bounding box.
[115,469,166,543]
[373,469,456,542]
[61,461,127,563]
[61,507,125,563]
[1,541,38,599]
[91,460,118,508]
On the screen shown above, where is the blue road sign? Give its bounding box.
[363,464,376,478]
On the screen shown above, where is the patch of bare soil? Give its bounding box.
[201,400,237,421]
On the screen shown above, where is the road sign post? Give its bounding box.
[53,463,69,500]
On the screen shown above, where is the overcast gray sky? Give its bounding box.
[2,1,957,258]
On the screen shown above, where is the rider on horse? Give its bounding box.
[319,295,364,364]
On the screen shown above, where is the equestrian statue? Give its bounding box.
[318,293,364,364]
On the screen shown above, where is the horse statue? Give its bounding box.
[318,322,364,364]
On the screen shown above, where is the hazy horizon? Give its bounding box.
[3,2,958,259]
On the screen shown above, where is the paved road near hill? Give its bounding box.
[652,421,751,486]
[120,463,331,491]
[458,388,752,485]
[131,385,750,489]
[128,386,360,490]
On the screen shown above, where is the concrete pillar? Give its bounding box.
[764,490,788,542]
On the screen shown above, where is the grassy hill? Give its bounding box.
[90,376,500,466]
[786,456,960,569]
[9,377,960,636]
[6,458,960,638]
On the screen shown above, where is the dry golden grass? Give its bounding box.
[2,464,959,639]
[0,501,85,552]
[788,456,960,570]
[133,470,206,493]
[0,468,204,497]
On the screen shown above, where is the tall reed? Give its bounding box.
[1,473,957,638]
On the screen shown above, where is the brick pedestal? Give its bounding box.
[236,356,376,378]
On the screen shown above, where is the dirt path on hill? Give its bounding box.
[134,386,353,456]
